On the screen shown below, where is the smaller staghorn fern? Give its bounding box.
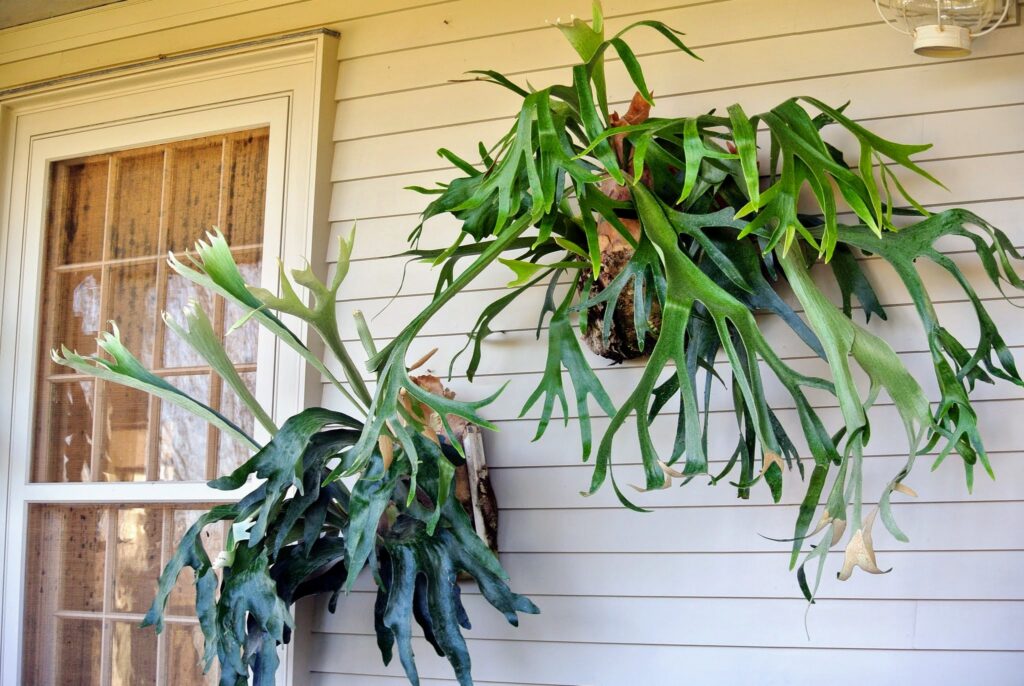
[54,2,1024,684]
[55,233,537,686]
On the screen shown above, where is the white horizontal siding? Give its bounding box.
[307,636,1024,686]
[330,150,1024,220]
[359,550,1024,600]
[316,1,1024,684]
[313,593,1024,650]
[333,102,1024,183]
[332,18,1024,139]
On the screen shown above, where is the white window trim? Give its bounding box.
[0,29,339,685]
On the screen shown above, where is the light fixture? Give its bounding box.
[875,0,1012,57]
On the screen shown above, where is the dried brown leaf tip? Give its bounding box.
[809,510,848,547]
[893,482,918,498]
[629,460,684,492]
[407,347,438,372]
[759,450,785,476]
[837,507,891,581]
[378,435,395,471]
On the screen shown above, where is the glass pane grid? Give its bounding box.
[22,504,222,686]
[34,130,268,484]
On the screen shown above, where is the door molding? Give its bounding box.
[0,29,339,685]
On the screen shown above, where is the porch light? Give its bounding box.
[875,0,1011,57]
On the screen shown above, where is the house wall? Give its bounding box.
[3,2,1024,685]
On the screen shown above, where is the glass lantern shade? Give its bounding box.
[876,0,1011,57]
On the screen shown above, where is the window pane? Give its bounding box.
[107,262,159,367]
[112,507,163,613]
[23,505,221,686]
[162,271,215,370]
[45,506,108,612]
[45,268,102,374]
[166,138,223,253]
[223,131,268,246]
[23,506,102,686]
[99,381,151,482]
[52,159,107,265]
[166,624,218,685]
[35,379,95,482]
[216,371,257,476]
[110,151,165,259]
[111,621,158,686]
[157,373,211,481]
[55,618,104,686]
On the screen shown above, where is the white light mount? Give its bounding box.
[875,0,1014,57]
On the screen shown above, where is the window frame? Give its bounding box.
[0,30,339,685]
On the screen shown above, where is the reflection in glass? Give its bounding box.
[217,371,257,476]
[39,379,95,482]
[100,381,151,482]
[162,272,215,370]
[113,507,162,613]
[47,269,102,373]
[158,374,211,481]
[107,262,159,367]
[111,621,158,686]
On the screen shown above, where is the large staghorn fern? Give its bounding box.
[371,1,1024,602]
[53,1,1024,684]
[372,0,1024,606]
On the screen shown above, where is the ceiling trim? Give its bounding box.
[0,27,340,99]
[0,1,124,31]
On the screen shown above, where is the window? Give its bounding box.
[22,504,223,685]
[33,131,267,485]
[0,31,338,686]
[22,129,268,684]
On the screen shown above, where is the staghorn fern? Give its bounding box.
[54,1,1024,684]
[55,233,537,686]
[383,1,1024,601]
